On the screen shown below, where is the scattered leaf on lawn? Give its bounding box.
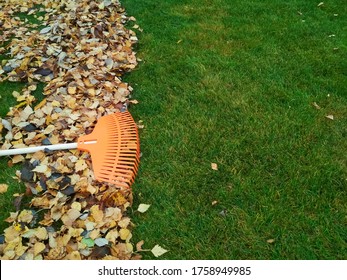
[211,163,218,170]
[151,244,168,258]
[0,184,9,194]
[211,200,218,206]
[136,240,145,252]
[312,102,321,110]
[326,115,334,120]
[137,204,151,213]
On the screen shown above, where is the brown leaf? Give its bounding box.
[136,240,145,252]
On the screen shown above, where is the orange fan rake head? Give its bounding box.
[0,111,139,187]
[77,111,140,188]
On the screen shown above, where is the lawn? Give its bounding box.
[121,0,346,259]
[1,0,346,260]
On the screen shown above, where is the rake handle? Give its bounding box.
[0,143,78,156]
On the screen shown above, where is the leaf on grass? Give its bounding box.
[137,204,151,213]
[211,163,218,170]
[312,102,321,110]
[151,244,168,257]
[136,240,145,252]
[0,184,9,194]
[12,155,25,164]
[326,115,334,120]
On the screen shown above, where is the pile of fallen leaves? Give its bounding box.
[0,0,144,260]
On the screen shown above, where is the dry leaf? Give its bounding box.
[211,163,218,170]
[0,0,139,260]
[326,115,334,120]
[0,184,9,194]
[32,165,48,173]
[312,102,321,110]
[136,240,145,252]
[137,204,151,213]
[119,228,131,241]
[151,244,168,257]
[33,242,46,256]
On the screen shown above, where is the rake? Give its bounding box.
[0,111,140,188]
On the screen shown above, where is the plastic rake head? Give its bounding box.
[77,111,140,188]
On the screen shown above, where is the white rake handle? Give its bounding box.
[0,143,78,156]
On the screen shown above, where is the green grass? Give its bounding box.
[1,0,346,260]
[121,0,347,259]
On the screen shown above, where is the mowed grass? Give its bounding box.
[0,0,346,260]
[122,0,347,259]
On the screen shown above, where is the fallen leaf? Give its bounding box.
[267,239,275,244]
[137,204,151,213]
[211,163,218,170]
[119,228,131,241]
[211,200,218,206]
[32,164,48,173]
[326,115,334,120]
[82,238,95,248]
[136,240,145,252]
[312,102,321,110]
[151,244,168,257]
[0,184,9,194]
[33,242,46,256]
[95,238,109,247]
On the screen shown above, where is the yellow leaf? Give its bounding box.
[18,209,33,223]
[12,155,25,164]
[33,242,46,256]
[68,86,77,94]
[0,184,9,194]
[211,163,218,170]
[75,159,88,172]
[32,164,48,173]
[90,205,104,223]
[119,228,130,241]
[35,227,48,240]
[34,98,47,111]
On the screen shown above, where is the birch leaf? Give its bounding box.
[0,184,9,194]
[151,244,168,257]
[137,204,151,213]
